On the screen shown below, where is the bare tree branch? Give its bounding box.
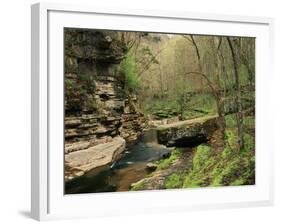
[183,71,219,99]
[217,37,222,50]
[182,35,193,44]
[183,71,224,117]
[190,35,201,61]
[137,47,167,77]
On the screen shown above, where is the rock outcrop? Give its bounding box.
[64,29,145,180]
[156,115,223,147]
[65,137,126,181]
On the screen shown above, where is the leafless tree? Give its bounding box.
[227,37,244,150]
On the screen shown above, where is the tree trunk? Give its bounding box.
[158,42,164,97]
[189,35,204,86]
[233,38,255,90]
[227,37,244,150]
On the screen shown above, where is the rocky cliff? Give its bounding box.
[64,29,145,181]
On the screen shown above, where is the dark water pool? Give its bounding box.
[65,129,172,194]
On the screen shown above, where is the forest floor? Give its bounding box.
[131,114,255,191]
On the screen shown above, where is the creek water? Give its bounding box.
[65,129,172,194]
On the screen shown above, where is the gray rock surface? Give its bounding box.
[65,137,126,181]
[64,29,146,181]
[156,115,222,147]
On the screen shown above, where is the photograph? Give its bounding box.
[64,28,255,194]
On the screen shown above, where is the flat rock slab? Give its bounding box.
[157,115,218,129]
[156,115,222,147]
[65,136,125,180]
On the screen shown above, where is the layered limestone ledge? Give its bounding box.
[156,115,222,147]
[65,136,126,181]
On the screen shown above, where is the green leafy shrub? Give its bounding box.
[183,144,213,188]
[130,181,145,191]
[243,133,254,152]
[243,116,255,127]
[183,130,255,188]
[65,56,78,73]
[225,114,237,128]
[156,149,182,170]
[120,51,139,92]
[192,145,212,171]
[224,129,237,149]
[165,173,182,189]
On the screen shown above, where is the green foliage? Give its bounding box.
[180,93,216,120]
[65,56,78,73]
[88,98,97,111]
[183,129,255,188]
[65,79,75,89]
[179,93,215,119]
[65,78,86,111]
[153,136,252,190]
[183,145,213,188]
[225,114,237,128]
[192,145,212,172]
[242,133,254,152]
[221,144,232,159]
[224,129,237,149]
[212,154,255,186]
[211,129,255,186]
[156,149,182,170]
[239,64,249,86]
[152,36,161,42]
[144,99,180,118]
[65,72,96,112]
[120,51,140,92]
[144,93,216,120]
[130,181,145,191]
[189,94,216,114]
[243,116,255,127]
[77,72,96,93]
[77,72,90,81]
[165,173,182,189]
[229,178,245,186]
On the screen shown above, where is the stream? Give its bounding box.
[65,129,173,194]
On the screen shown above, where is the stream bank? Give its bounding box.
[65,129,173,194]
[64,29,147,181]
[65,115,222,194]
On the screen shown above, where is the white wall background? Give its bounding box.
[0,0,279,223]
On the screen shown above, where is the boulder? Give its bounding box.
[65,137,126,180]
[161,151,171,159]
[157,115,223,147]
[146,162,157,171]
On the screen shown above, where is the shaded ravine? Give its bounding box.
[65,129,173,194]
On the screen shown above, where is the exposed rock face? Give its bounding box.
[157,115,223,147]
[65,29,127,115]
[120,113,147,146]
[65,137,126,181]
[64,29,145,180]
[65,114,122,154]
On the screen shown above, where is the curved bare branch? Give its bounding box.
[183,71,219,99]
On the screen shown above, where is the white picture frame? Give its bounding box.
[31,2,274,221]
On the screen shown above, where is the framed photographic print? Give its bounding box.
[31,2,274,221]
